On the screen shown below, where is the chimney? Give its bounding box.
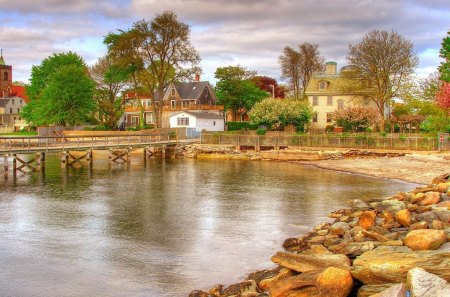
[325,61,337,75]
[195,73,200,82]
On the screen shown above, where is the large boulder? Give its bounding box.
[329,222,350,236]
[407,267,448,297]
[370,200,406,213]
[419,192,441,206]
[271,250,351,273]
[358,211,377,230]
[403,229,446,250]
[395,209,411,227]
[269,267,353,297]
[371,283,407,297]
[357,284,400,297]
[351,246,450,284]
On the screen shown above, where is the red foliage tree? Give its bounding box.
[436,82,450,114]
[251,76,286,98]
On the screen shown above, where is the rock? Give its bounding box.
[351,246,450,284]
[258,268,294,291]
[407,267,448,297]
[419,192,441,206]
[368,225,389,235]
[349,199,371,210]
[432,220,444,230]
[307,236,326,245]
[437,287,450,297]
[417,205,433,213]
[433,210,450,223]
[271,250,351,273]
[407,203,419,212]
[269,267,353,297]
[362,230,389,242]
[409,221,428,230]
[404,229,446,250]
[358,211,377,230]
[415,211,437,224]
[431,173,450,184]
[410,193,425,204]
[357,284,400,297]
[438,201,450,209]
[188,290,210,297]
[396,209,411,227]
[221,280,257,297]
[282,238,303,252]
[248,267,282,286]
[371,283,407,297]
[329,222,350,236]
[381,240,403,246]
[371,200,406,213]
[340,241,380,257]
[438,242,450,251]
[437,182,450,193]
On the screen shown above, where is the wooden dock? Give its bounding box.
[1,133,198,177]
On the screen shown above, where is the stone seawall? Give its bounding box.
[190,174,450,297]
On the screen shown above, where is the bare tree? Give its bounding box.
[279,43,324,100]
[347,30,419,131]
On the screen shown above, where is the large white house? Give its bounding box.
[169,111,224,132]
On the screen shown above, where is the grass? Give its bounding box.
[0,131,38,136]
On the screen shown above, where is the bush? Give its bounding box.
[256,128,266,135]
[365,127,373,133]
[380,131,387,137]
[227,122,258,131]
[126,127,137,131]
[143,124,155,130]
[325,125,335,133]
[94,125,109,131]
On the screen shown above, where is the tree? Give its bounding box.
[436,83,450,114]
[251,76,286,98]
[90,55,130,129]
[332,106,381,132]
[249,98,312,131]
[214,66,268,121]
[105,11,200,128]
[347,30,419,131]
[439,31,450,82]
[21,52,95,126]
[279,43,324,100]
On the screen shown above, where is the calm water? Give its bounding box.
[0,154,417,296]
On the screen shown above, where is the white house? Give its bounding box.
[169,111,225,132]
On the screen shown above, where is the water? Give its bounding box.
[0,154,417,296]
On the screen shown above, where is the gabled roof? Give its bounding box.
[0,97,20,107]
[170,110,224,119]
[173,81,212,99]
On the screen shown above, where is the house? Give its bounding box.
[119,76,224,130]
[305,61,377,131]
[0,52,28,130]
[169,110,225,132]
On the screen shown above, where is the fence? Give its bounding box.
[0,127,14,134]
[201,133,443,151]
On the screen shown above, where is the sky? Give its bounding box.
[0,0,448,85]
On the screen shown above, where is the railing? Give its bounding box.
[0,133,185,153]
[201,133,442,151]
[124,104,224,112]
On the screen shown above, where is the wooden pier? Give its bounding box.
[1,133,197,178]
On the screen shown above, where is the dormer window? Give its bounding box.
[319,81,327,90]
[3,72,8,81]
[171,88,175,96]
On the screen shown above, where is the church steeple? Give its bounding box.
[0,49,5,66]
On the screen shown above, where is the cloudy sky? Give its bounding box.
[0,0,448,84]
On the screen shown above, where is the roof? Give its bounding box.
[125,92,152,100]
[10,85,29,102]
[173,81,211,99]
[0,97,15,107]
[0,53,4,66]
[170,110,224,119]
[326,61,337,65]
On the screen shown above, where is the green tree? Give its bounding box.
[347,30,419,131]
[439,31,450,82]
[90,55,130,129]
[21,52,95,126]
[105,11,201,128]
[214,66,268,121]
[332,106,380,132]
[249,98,312,131]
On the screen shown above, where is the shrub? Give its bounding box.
[256,128,266,135]
[227,122,258,131]
[94,125,109,131]
[332,106,380,132]
[126,127,137,131]
[325,125,335,133]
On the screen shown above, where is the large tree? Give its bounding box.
[90,55,130,129]
[439,31,450,82]
[104,11,201,128]
[251,76,286,98]
[21,52,95,126]
[347,30,419,131]
[214,66,268,121]
[279,43,324,100]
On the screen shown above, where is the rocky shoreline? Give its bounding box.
[189,173,450,297]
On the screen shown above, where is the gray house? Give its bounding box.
[0,96,26,128]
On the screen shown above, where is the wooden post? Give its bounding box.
[3,154,8,178]
[36,153,42,171]
[236,135,241,151]
[41,152,46,172]
[162,145,166,159]
[108,149,112,163]
[127,147,132,163]
[87,149,93,168]
[12,154,17,175]
[61,151,68,168]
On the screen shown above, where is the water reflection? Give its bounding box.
[0,154,417,296]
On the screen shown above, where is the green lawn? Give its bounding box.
[0,131,38,136]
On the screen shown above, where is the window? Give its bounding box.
[177,117,189,126]
[327,96,333,106]
[131,116,139,125]
[9,108,12,113]
[213,121,216,126]
[20,99,22,105]
[312,113,318,123]
[326,113,332,123]
[171,88,175,96]
[319,81,327,90]
[3,72,8,81]
[17,108,20,113]
[313,96,318,106]
[171,100,176,108]
[337,99,344,109]
[12,99,14,104]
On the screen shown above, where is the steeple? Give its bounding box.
[0,49,5,66]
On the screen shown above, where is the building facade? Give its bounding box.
[305,61,376,131]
